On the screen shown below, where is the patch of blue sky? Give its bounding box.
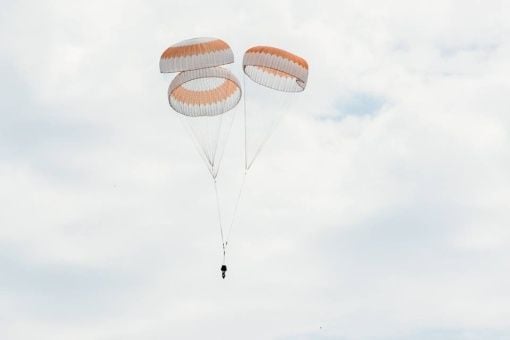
[322,92,385,121]
[438,42,500,58]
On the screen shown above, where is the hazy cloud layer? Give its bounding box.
[1,0,510,339]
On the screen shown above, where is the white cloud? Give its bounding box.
[1,0,510,339]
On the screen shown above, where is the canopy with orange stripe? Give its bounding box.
[241,45,309,171]
[243,46,308,92]
[160,37,234,73]
[168,67,241,117]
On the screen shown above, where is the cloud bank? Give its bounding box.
[1,0,509,339]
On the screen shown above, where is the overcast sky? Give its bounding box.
[1,0,510,339]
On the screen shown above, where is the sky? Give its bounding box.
[1,0,510,339]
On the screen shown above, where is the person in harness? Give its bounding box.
[221,264,227,279]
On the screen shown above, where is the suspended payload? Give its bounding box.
[160,37,234,73]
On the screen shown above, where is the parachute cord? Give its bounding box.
[179,117,214,177]
[246,122,276,170]
[210,101,224,173]
[224,170,247,250]
[242,73,287,171]
[213,178,226,263]
[246,106,286,170]
[212,108,237,179]
[243,73,248,171]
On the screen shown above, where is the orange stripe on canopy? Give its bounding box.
[171,80,239,105]
[161,39,230,59]
[245,46,308,69]
[254,65,294,78]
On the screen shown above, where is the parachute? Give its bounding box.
[168,67,241,178]
[160,37,234,73]
[160,37,240,178]
[242,46,309,170]
[159,38,308,278]
[243,46,308,92]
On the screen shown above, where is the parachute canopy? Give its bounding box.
[160,37,234,73]
[243,46,308,92]
[168,67,241,117]
[161,37,240,179]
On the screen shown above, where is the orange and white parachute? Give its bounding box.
[243,46,308,92]
[242,45,308,169]
[168,67,241,117]
[160,37,234,73]
[159,37,241,178]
